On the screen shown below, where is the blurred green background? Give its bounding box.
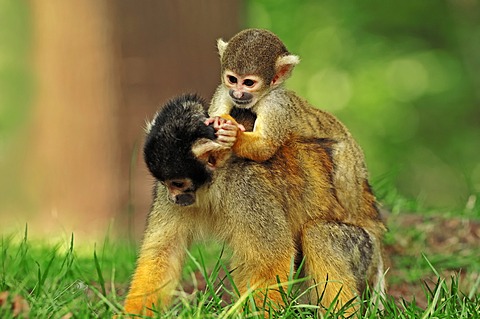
[1,0,479,233]
[245,0,480,213]
[0,0,32,211]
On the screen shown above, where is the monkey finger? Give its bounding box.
[216,128,237,137]
[216,136,236,147]
[224,121,245,132]
[217,135,236,142]
[204,118,215,126]
[219,124,239,133]
[214,117,227,130]
[216,134,236,142]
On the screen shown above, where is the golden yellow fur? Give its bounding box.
[209,29,374,223]
[122,96,386,316]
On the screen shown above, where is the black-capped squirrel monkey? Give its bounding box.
[122,95,386,317]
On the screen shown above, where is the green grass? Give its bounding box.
[1,221,479,318]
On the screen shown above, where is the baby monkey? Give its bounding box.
[207,28,372,220]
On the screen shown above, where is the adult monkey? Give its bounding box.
[122,94,386,317]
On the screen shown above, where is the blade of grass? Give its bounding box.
[89,284,122,314]
[34,253,56,297]
[93,244,106,297]
[420,278,445,319]
[423,253,440,278]
[468,274,480,300]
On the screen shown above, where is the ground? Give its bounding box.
[384,211,480,308]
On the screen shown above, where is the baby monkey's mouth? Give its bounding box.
[228,89,254,108]
[232,98,253,107]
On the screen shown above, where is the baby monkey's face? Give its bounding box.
[223,70,265,109]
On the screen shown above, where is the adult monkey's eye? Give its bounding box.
[243,79,255,87]
[227,75,237,84]
[171,181,185,188]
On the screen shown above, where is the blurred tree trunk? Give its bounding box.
[29,0,241,239]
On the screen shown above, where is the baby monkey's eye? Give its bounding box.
[227,75,237,84]
[243,79,255,87]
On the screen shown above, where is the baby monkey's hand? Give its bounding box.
[204,116,245,148]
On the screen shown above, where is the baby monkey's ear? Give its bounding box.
[192,138,231,170]
[217,39,228,59]
[272,54,300,86]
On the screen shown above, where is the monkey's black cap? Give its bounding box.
[144,94,216,188]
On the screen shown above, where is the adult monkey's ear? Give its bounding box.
[271,54,300,87]
[191,138,230,170]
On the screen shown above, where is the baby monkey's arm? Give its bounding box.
[207,114,283,162]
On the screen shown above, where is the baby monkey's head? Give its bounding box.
[217,29,300,109]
